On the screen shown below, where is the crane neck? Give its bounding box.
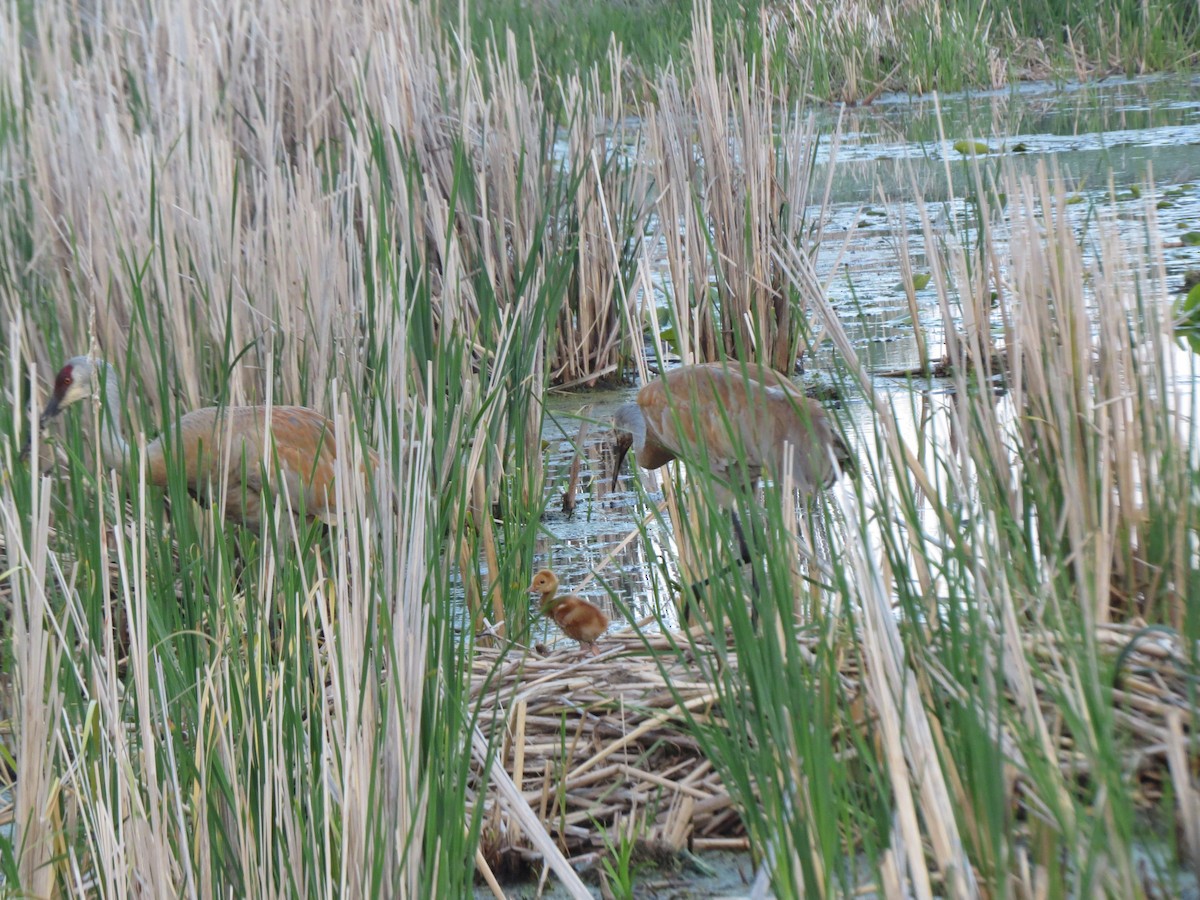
[613,402,646,453]
[94,362,130,469]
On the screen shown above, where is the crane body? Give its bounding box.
[612,362,853,495]
[611,362,854,621]
[29,356,372,529]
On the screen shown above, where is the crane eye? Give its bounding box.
[53,369,74,394]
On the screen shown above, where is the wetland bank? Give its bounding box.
[2,0,1200,897]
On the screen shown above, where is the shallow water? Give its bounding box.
[527,75,1200,648]
[474,848,766,899]
[824,74,1200,197]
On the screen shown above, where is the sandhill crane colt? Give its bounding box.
[529,569,609,657]
[611,362,854,615]
[26,356,375,530]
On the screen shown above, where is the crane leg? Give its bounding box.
[684,509,759,625]
[730,510,753,567]
[731,510,760,628]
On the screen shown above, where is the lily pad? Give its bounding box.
[658,326,680,355]
[1175,282,1200,353]
[953,139,991,155]
[895,273,932,292]
[1182,232,1200,246]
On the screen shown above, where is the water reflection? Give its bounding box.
[533,393,684,647]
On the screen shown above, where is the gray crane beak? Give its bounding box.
[19,395,63,463]
[39,394,63,428]
[611,431,632,492]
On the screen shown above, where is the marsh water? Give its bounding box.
[518,74,1200,654]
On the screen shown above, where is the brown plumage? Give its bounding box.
[26,356,375,529]
[611,362,854,495]
[529,569,608,657]
[611,362,854,622]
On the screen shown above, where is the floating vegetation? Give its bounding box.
[953,138,992,155]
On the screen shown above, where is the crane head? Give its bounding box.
[38,356,106,427]
[19,356,107,462]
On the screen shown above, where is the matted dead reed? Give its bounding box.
[472,629,755,870]
[463,613,1200,881]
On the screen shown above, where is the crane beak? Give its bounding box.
[39,394,63,428]
[19,394,64,463]
[18,393,66,465]
[610,431,632,491]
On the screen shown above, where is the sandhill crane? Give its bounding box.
[612,362,854,494]
[529,569,609,657]
[611,362,854,614]
[24,356,375,530]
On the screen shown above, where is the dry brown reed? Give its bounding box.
[775,0,1025,101]
[3,0,644,402]
[551,55,653,389]
[3,480,59,898]
[646,0,837,372]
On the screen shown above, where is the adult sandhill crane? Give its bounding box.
[612,362,854,495]
[25,356,375,530]
[529,569,609,657]
[611,362,854,615]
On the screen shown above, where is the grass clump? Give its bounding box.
[440,0,768,92]
[457,0,1200,102]
[612,131,1199,892]
[0,0,585,893]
